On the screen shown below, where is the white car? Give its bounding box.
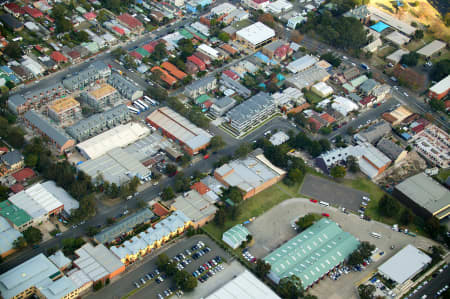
[362,196,370,201]
[403,92,409,97]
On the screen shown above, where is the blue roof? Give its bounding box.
[401,132,411,140]
[370,21,390,33]
[254,52,278,65]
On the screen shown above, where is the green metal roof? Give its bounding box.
[179,29,194,39]
[195,94,211,104]
[136,48,150,57]
[185,27,207,41]
[350,75,368,88]
[264,218,359,289]
[0,200,32,227]
[222,224,249,247]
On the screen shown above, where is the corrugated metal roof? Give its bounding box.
[24,110,72,147]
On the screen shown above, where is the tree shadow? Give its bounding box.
[377,3,395,14]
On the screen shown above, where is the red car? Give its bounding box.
[310,199,318,203]
[203,154,210,160]
[322,213,330,217]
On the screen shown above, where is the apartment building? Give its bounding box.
[48,97,82,124]
[236,22,275,50]
[62,61,111,91]
[107,73,143,100]
[184,76,217,99]
[83,83,119,110]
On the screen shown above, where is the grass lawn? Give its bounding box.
[304,90,323,104]
[202,181,301,241]
[434,168,450,184]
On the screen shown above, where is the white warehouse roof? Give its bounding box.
[236,22,275,46]
[378,245,431,284]
[287,55,318,73]
[9,183,63,220]
[206,270,281,299]
[430,75,450,95]
[77,122,150,160]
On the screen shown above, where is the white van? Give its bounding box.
[319,201,330,207]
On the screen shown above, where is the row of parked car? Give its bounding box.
[242,249,256,263]
[192,256,224,283]
[359,196,371,219]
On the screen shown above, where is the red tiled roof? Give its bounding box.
[117,13,143,29]
[274,45,292,59]
[23,6,43,18]
[319,113,336,124]
[67,50,81,59]
[187,55,206,70]
[203,100,213,108]
[129,51,143,60]
[112,26,125,35]
[12,168,35,182]
[152,202,170,217]
[0,147,9,153]
[142,43,155,53]
[360,96,374,106]
[10,183,24,194]
[50,51,68,63]
[411,124,425,134]
[5,3,25,15]
[161,62,187,80]
[308,117,323,130]
[220,44,237,55]
[45,15,54,23]
[190,182,210,195]
[223,70,238,80]
[151,66,177,85]
[83,12,97,20]
[34,45,43,52]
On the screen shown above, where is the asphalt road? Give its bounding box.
[410,265,450,299]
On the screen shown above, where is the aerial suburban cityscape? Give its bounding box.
[0,0,448,298]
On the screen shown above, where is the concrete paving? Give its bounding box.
[246,197,439,299]
[300,174,370,212]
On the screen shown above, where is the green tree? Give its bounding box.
[378,195,400,218]
[165,163,178,176]
[330,165,346,179]
[61,237,85,255]
[174,269,198,291]
[3,42,22,60]
[430,59,450,82]
[358,284,376,299]
[296,213,319,231]
[235,142,253,158]
[320,52,342,67]
[255,259,271,278]
[287,168,303,183]
[23,227,43,245]
[13,236,28,249]
[214,208,226,226]
[221,186,243,203]
[25,153,38,168]
[174,173,190,193]
[0,184,9,202]
[56,18,73,33]
[413,29,424,40]
[178,38,195,58]
[218,31,230,42]
[6,126,25,148]
[277,275,303,299]
[347,155,359,173]
[93,280,103,291]
[96,10,109,23]
[86,226,100,237]
[161,186,175,201]
[400,208,414,225]
[151,43,167,61]
[210,136,226,152]
[400,52,420,66]
[429,98,445,112]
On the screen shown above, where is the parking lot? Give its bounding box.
[87,235,231,299]
[300,174,369,212]
[246,197,438,299]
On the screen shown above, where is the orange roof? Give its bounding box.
[161,62,187,80]
[319,113,336,124]
[220,44,237,55]
[151,66,177,85]
[287,103,310,114]
[152,202,170,217]
[190,182,210,195]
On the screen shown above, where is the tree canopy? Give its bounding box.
[400,52,420,66]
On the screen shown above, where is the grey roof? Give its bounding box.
[1,150,23,166]
[0,216,22,256]
[348,93,362,103]
[8,94,26,109]
[264,40,287,53]
[215,96,236,109]
[220,74,251,98]
[185,76,217,93]
[226,92,274,125]
[0,14,23,29]
[63,61,110,90]
[395,173,450,216]
[378,245,431,284]
[66,104,130,141]
[376,138,404,160]
[24,110,73,147]
[172,190,217,223]
[94,209,155,244]
[359,78,378,94]
[107,72,143,98]
[48,250,71,269]
[355,120,391,144]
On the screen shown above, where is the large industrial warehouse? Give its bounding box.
[146,107,212,155]
[264,218,359,290]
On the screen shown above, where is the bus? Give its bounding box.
[370,232,381,239]
[137,100,149,110]
[127,106,140,114]
[133,102,146,111]
[144,96,157,106]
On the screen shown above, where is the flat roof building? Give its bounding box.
[378,245,431,285]
[0,200,33,231]
[24,110,75,154]
[386,49,409,64]
[185,76,217,99]
[225,92,276,134]
[410,124,449,168]
[214,149,286,199]
[394,172,450,220]
[0,216,22,258]
[146,107,212,155]
[84,83,119,110]
[382,105,413,125]
[265,218,359,289]
[210,96,236,117]
[76,122,150,160]
[206,270,280,299]
[287,55,318,74]
[48,97,82,125]
[286,65,330,90]
[417,40,446,58]
[78,147,152,185]
[385,31,410,46]
[428,75,450,100]
[222,224,250,249]
[236,22,275,50]
[0,253,79,299]
[171,190,217,228]
[73,243,125,283]
[311,82,333,98]
[353,120,391,144]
